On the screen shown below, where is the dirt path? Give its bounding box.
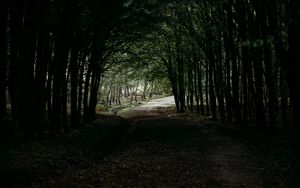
[120,96,175,117]
[0,102,299,187]
[136,96,175,109]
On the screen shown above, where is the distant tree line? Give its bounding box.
[98,43,172,107]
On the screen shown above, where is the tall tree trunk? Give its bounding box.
[205,18,217,119]
[61,62,70,131]
[46,40,54,123]
[88,69,101,120]
[77,55,85,126]
[194,58,200,114]
[83,61,91,123]
[70,45,80,128]
[230,0,242,124]
[253,48,267,131]
[188,61,194,111]
[252,0,267,131]
[263,36,277,133]
[88,47,102,121]
[34,23,50,138]
[208,52,217,120]
[51,0,71,134]
[198,61,205,115]
[287,0,300,137]
[177,49,185,112]
[280,68,288,125]
[9,0,24,140]
[215,42,226,122]
[224,30,233,122]
[205,60,210,116]
[18,0,38,139]
[262,0,277,133]
[165,57,179,112]
[0,0,8,121]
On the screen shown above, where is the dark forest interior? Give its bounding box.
[0,0,300,187]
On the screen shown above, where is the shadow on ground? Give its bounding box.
[0,113,299,188]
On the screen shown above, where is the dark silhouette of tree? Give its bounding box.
[287,0,300,137]
[0,0,299,140]
[0,0,8,122]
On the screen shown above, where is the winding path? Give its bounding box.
[1,96,298,187]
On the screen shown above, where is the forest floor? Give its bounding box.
[1,99,300,187]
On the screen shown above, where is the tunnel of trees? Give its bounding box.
[0,0,300,141]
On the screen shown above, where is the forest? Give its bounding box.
[1,0,300,187]
[1,0,299,139]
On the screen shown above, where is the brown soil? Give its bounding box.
[0,108,299,187]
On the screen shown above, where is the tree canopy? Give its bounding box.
[0,0,300,140]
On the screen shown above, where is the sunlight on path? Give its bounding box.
[135,96,175,110]
[120,96,175,117]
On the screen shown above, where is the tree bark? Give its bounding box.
[51,0,71,134]
[18,0,38,139]
[0,0,8,121]
[287,0,300,138]
[70,45,80,128]
[34,20,50,138]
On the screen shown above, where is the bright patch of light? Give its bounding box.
[123,0,134,7]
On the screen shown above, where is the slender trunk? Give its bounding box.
[142,81,148,101]
[188,61,194,111]
[118,86,122,105]
[253,0,267,131]
[253,48,266,131]
[194,59,200,114]
[224,31,233,122]
[8,0,24,140]
[198,62,204,115]
[134,83,139,103]
[241,48,249,125]
[208,57,217,120]
[215,43,226,122]
[8,0,20,128]
[70,46,79,128]
[280,68,288,125]
[51,0,71,134]
[107,86,111,105]
[262,0,277,133]
[18,0,38,139]
[0,0,8,121]
[62,62,70,130]
[287,0,300,137]
[89,69,97,117]
[34,26,50,138]
[89,67,102,120]
[77,56,85,125]
[205,24,217,119]
[233,0,245,124]
[263,39,277,132]
[177,54,185,112]
[83,62,91,123]
[164,55,179,111]
[205,60,210,116]
[46,40,54,121]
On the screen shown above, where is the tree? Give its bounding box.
[0,0,8,121]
